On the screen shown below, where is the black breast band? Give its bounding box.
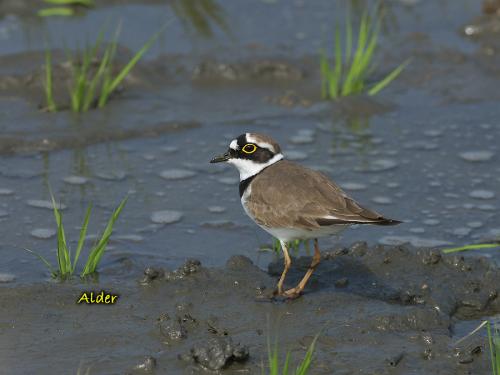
[239,174,256,198]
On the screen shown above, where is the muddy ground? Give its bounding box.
[2,242,499,374]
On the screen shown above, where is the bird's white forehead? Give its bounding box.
[229,139,239,150]
[246,133,276,153]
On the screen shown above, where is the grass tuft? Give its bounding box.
[25,194,127,279]
[44,25,163,112]
[265,333,319,375]
[320,6,409,99]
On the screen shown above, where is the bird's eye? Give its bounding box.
[242,144,257,154]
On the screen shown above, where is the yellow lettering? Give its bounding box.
[77,291,119,304]
[77,292,90,304]
[96,292,104,304]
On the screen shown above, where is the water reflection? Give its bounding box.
[330,113,374,157]
[347,0,399,33]
[170,0,230,38]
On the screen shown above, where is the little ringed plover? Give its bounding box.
[210,133,401,299]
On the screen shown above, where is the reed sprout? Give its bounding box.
[320,6,409,99]
[25,194,127,279]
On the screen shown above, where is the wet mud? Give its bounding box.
[2,243,500,374]
[0,120,199,155]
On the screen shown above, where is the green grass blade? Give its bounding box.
[345,8,352,65]
[99,27,161,107]
[182,1,211,37]
[495,324,500,375]
[368,58,409,96]
[330,25,342,99]
[89,27,106,61]
[295,334,319,375]
[267,330,280,375]
[83,47,111,111]
[81,197,127,276]
[38,7,74,17]
[68,49,80,112]
[342,9,369,95]
[97,24,122,108]
[442,242,500,254]
[355,18,380,82]
[495,331,500,375]
[70,47,91,112]
[198,0,230,36]
[81,232,112,276]
[74,44,96,111]
[487,322,497,375]
[44,0,94,6]
[44,49,57,112]
[72,204,92,272]
[23,248,56,277]
[50,193,71,275]
[282,350,291,375]
[57,215,71,275]
[319,49,329,99]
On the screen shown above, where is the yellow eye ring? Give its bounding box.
[242,144,257,154]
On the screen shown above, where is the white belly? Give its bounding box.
[262,225,349,242]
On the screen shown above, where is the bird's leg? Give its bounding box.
[274,240,291,295]
[284,238,321,298]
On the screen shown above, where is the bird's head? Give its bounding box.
[210,133,284,180]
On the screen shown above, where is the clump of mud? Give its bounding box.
[180,336,249,371]
[483,0,500,14]
[140,258,202,284]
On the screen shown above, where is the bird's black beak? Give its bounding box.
[210,150,231,163]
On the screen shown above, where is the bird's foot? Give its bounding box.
[282,287,303,300]
[269,286,303,300]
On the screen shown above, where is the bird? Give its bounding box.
[210,133,401,299]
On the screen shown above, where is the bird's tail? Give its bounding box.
[372,218,402,226]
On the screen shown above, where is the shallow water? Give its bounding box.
[1,0,500,374]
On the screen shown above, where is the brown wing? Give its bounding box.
[246,160,400,229]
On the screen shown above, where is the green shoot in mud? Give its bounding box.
[260,239,310,257]
[38,0,94,17]
[487,321,500,375]
[320,6,409,99]
[25,195,127,279]
[43,25,161,112]
[44,49,57,112]
[442,243,500,254]
[265,333,319,375]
